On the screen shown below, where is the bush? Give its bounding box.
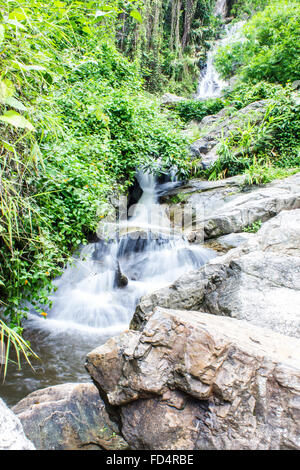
[174,98,226,123]
[215,0,300,85]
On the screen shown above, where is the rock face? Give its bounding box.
[86,308,300,450]
[190,100,270,168]
[132,209,300,338]
[13,383,128,450]
[0,397,35,450]
[162,172,300,240]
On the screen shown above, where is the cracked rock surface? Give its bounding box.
[86,308,300,450]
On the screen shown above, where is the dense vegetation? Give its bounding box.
[173,0,300,183]
[0,0,192,350]
[0,0,299,367]
[117,0,223,94]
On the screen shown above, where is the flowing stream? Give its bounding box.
[1,170,215,405]
[1,0,243,408]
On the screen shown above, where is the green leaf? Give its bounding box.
[8,9,27,21]
[6,19,27,30]
[12,62,46,72]
[5,97,27,111]
[0,24,5,45]
[1,140,15,152]
[0,110,35,131]
[130,10,143,23]
[0,79,15,102]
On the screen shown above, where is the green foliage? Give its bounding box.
[230,0,268,18]
[243,220,262,233]
[243,158,299,185]
[118,0,223,94]
[174,97,225,122]
[215,0,300,85]
[0,0,190,335]
[205,83,300,181]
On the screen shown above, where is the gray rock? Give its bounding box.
[200,173,300,239]
[190,100,271,168]
[114,261,128,288]
[161,93,185,109]
[86,308,300,450]
[132,209,300,338]
[216,232,255,249]
[13,383,128,450]
[163,172,300,240]
[0,397,35,450]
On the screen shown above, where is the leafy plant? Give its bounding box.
[215,0,300,85]
[174,97,226,123]
[243,220,262,233]
[0,320,38,380]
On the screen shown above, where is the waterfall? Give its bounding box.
[24,170,215,334]
[196,19,245,100]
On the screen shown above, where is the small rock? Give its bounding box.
[0,398,35,450]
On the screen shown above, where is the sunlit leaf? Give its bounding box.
[130,10,143,23]
[8,9,27,21]
[5,97,27,111]
[1,140,15,152]
[0,79,15,102]
[0,110,35,131]
[6,19,27,30]
[12,62,47,72]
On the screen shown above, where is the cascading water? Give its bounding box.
[196,7,244,99]
[1,169,215,405]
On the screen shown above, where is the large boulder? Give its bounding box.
[162,172,300,240]
[200,173,300,239]
[13,383,128,450]
[0,397,35,450]
[86,308,300,450]
[132,209,300,338]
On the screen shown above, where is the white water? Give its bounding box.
[1,170,216,405]
[196,14,245,99]
[28,170,214,334]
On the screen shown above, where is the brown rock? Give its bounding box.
[13,383,128,450]
[86,308,300,450]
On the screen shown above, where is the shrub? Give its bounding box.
[174,98,226,123]
[215,0,300,85]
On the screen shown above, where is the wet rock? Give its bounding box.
[0,397,35,450]
[13,383,128,450]
[86,308,300,450]
[114,261,128,288]
[132,209,300,338]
